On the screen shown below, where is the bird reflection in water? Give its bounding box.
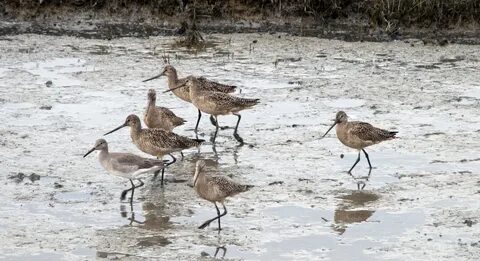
[201,246,227,259]
[120,202,171,229]
[332,190,379,234]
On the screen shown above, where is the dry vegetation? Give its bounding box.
[3,0,479,27]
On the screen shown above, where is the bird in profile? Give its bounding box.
[143,65,237,133]
[166,78,259,144]
[322,111,397,174]
[104,114,204,185]
[192,160,253,231]
[144,88,186,132]
[83,139,167,205]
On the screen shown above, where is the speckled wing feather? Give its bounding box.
[348,121,397,142]
[141,128,204,150]
[204,92,259,110]
[109,153,164,172]
[157,107,186,126]
[195,76,236,93]
[208,176,251,198]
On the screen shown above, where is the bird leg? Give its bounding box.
[348,151,361,174]
[362,149,372,170]
[128,179,145,205]
[233,113,244,144]
[198,203,228,230]
[210,115,219,144]
[210,115,229,130]
[214,246,227,258]
[194,109,202,133]
[180,152,184,160]
[120,179,136,201]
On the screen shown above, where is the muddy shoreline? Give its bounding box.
[1,3,479,44]
[1,18,480,45]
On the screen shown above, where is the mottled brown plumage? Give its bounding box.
[322,111,397,174]
[144,89,186,131]
[192,160,252,230]
[143,65,236,102]
[143,65,237,133]
[105,114,204,157]
[168,77,259,144]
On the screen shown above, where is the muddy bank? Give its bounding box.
[1,1,480,44]
[1,33,479,260]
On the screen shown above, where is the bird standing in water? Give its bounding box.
[143,65,237,133]
[322,111,397,174]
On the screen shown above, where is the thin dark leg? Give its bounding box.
[362,149,372,170]
[120,179,136,201]
[233,113,244,144]
[215,203,221,231]
[348,151,361,174]
[129,179,135,205]
[210,115,219,144]
[168,154,177,164]
[194,109,202,133]
[210,114,217,126]
[198,202,228,229]
[180,152,184,160]
[214,246,227,258]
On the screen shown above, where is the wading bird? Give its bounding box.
[143,65,236,133]
[104,114,204,185]
[166,78,259,144]
[192,160,253,231]
[144,88,186,131]
[322,111,397,174]
[83,139,167,205]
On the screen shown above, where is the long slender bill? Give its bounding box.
[163,82,187,93]
[104,123,126,136]
[142,73,163,82]
[322,122,337,138]
[83,147,96,158]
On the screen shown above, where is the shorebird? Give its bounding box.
[83,139,167,204]
[165,78,259,144]
[144,88,186,131]
[192,160,253,231]
[322,111,398,174]
[104,114,204,185]
[143,65,237,133]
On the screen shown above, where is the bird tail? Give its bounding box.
[388,131,398,139]
[242,98,260,107]
[243,184,254,191]
[193,139,205,146]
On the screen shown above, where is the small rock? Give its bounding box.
[45,80,53,87]
[464,219,475,227]
[268,181,283,186]
[54,182,63,189]
[340,154,344,158]
[28,173,40,182]
[40,105,52,110]
[9,172,25,182]
[252,40,258,44]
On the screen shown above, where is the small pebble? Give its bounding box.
[340,154,344,158]
[45,80,53,87]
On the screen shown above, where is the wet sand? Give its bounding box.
[0,33,479,260]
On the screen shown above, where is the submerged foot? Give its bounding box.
[233,133,244,144]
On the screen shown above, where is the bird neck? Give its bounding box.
[130,123,142,141]
[98,148,109,165]
[147,98,156,108]
[167,72,179,88]
[193,170,205,187]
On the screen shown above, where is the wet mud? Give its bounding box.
[0,33,479,260]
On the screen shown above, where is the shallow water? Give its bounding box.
[0,34,479,260]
